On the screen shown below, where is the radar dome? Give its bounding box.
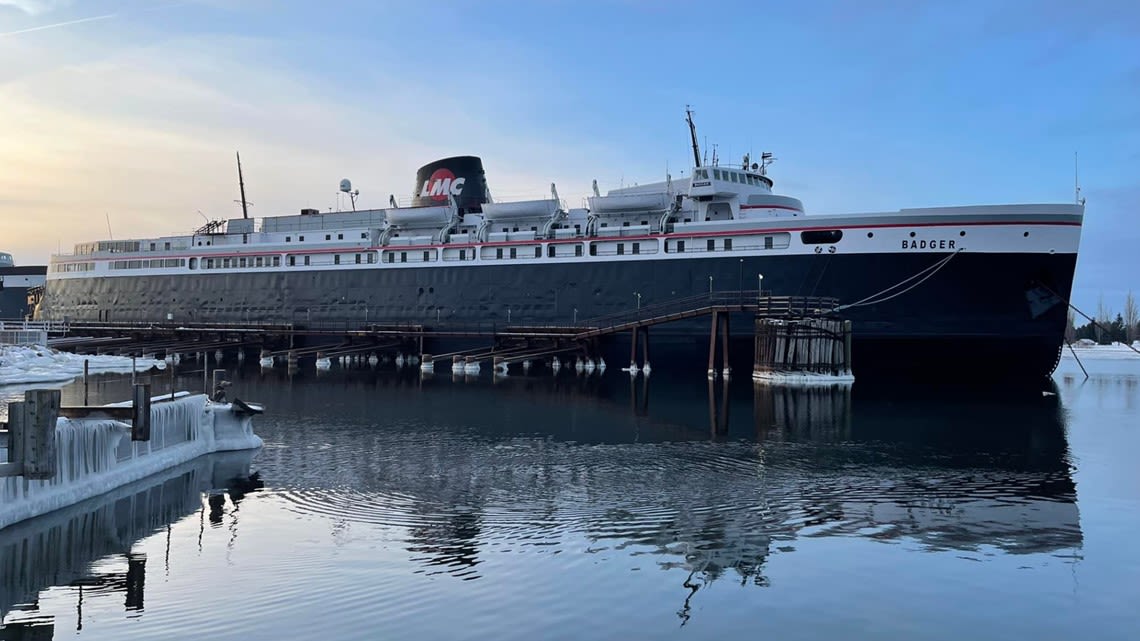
[339,179,352,193]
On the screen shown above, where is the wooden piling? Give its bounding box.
[719,312,730,376]
[708,311,719,375]
[754,316,852,377]
[132,383,151,442]
[639,326,649,368]
[20,389,61,480]
[843,320,853,374]
[630,326,640,368]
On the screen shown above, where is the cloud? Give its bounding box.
[0,0,72,15]
[0,12,117,38]
[0,27,627,264]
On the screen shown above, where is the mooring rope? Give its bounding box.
[833,249,962,312]
[1041,284,1140,357]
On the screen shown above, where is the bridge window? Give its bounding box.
[288,256,295,266]
[510,247,517,259]
[548,245,556,258]
[707,239,715,252]
[765,236,774,249]
[801,230,844,244]
[724,238,732,250]
[356,253,362,264]
[423,251,430,262]
[678,240,685,253]
[273,256,281,267]
[497,247,503,259]
[400,252,407,263]
[334,255,340,265]
[304,256,310,266]
[617,243,625,255]
[535,246,541,258]
[632,242,640,255]
[575,245,583,257]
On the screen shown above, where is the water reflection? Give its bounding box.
[228,366,1080,596]
[0,451,262,634]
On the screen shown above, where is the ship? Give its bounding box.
[0,251,46,320]
[37,111,1084,381]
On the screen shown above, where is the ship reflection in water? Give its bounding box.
[243,365,1082,614]
[0,365,1086,638]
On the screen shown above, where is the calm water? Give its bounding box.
[2,353,1138,640]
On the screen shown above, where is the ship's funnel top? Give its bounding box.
[412,155,489,212]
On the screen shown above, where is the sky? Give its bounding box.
[0,0,1136,313]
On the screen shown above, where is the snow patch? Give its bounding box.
[0,345,164,387]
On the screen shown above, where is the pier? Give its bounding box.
[0,383,263,531]
[34,291,850,379]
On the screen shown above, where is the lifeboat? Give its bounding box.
[481,198,560,221]
[588,191,671,214]
[386,204,453,228]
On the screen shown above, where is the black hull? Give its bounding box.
[0,289,32,319]
[40,252,1077,381]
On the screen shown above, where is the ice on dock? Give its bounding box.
[1,391,262,531]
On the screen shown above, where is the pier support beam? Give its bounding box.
[720,312,730,378]
[708,311,720,378]
[630,326,640,369]
[1,389,61,480]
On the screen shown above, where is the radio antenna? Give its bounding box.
[685,105,702,168]
[235,151,252,219]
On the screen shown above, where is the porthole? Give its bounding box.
[867,232,874,238]
[909,231,916,238]
[959,231,966,237]
[1023,231,1029,237]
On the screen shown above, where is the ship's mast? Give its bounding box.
[686,106,702,168]
[236,151,250,220]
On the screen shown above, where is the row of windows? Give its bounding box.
[287,253,379,267]
[665,234,788,252]
[110,258,186,270]
[75,240,140,255]
[691,168,766,187]
[284,232,369,243]
[88,232,838,272]
[52,262,96,273]
[201,256,281,270]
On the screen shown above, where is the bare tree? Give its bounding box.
[1096,294,1111,344]
[1065,308,1076,342]
[1125,290,1138,343]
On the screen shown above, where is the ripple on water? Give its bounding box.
[252,424,1080,582]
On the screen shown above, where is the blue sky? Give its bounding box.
[0,0,1136,314]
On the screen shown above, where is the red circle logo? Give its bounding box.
[427,168,457,201]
